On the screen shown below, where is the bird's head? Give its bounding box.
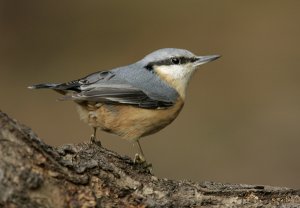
[140,48,220,98]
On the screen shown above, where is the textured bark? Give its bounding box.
[0,111,299,208]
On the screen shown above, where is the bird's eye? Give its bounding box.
[171,57,180,65]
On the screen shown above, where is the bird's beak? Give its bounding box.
[194,55,221,66]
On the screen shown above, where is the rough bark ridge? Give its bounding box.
[0,111,299,208]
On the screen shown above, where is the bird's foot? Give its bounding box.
[90,135,102,147]
[134,153,153,173]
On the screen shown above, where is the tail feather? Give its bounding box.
[28,83,59,89]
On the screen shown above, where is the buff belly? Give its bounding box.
[76,100,184,141]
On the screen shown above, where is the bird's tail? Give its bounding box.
[28,83,59,89]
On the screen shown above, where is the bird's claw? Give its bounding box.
[134,153,153,173]
[90,135,102,147]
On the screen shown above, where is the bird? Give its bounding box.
[28,48,220,165]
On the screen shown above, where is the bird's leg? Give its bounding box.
[90,127,101,146]
[134,140,152,171]
[134,140,146,163]
[90,127,97,142]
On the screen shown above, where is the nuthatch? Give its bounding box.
[29,48,220,164]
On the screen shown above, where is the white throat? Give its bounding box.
[154,64,197,99]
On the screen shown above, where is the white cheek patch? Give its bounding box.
[155,64,194,80]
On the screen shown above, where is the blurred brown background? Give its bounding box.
[1,1,300,188]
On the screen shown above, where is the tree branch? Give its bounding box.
[0,111,299,207]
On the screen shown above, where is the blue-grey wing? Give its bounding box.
[58,69,176,109]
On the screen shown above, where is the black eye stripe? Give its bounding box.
[145,56,198,71]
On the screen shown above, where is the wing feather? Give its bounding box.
[61,84,174,109]
[52,70,175,109]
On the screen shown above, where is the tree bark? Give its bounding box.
[0,111,299,208]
